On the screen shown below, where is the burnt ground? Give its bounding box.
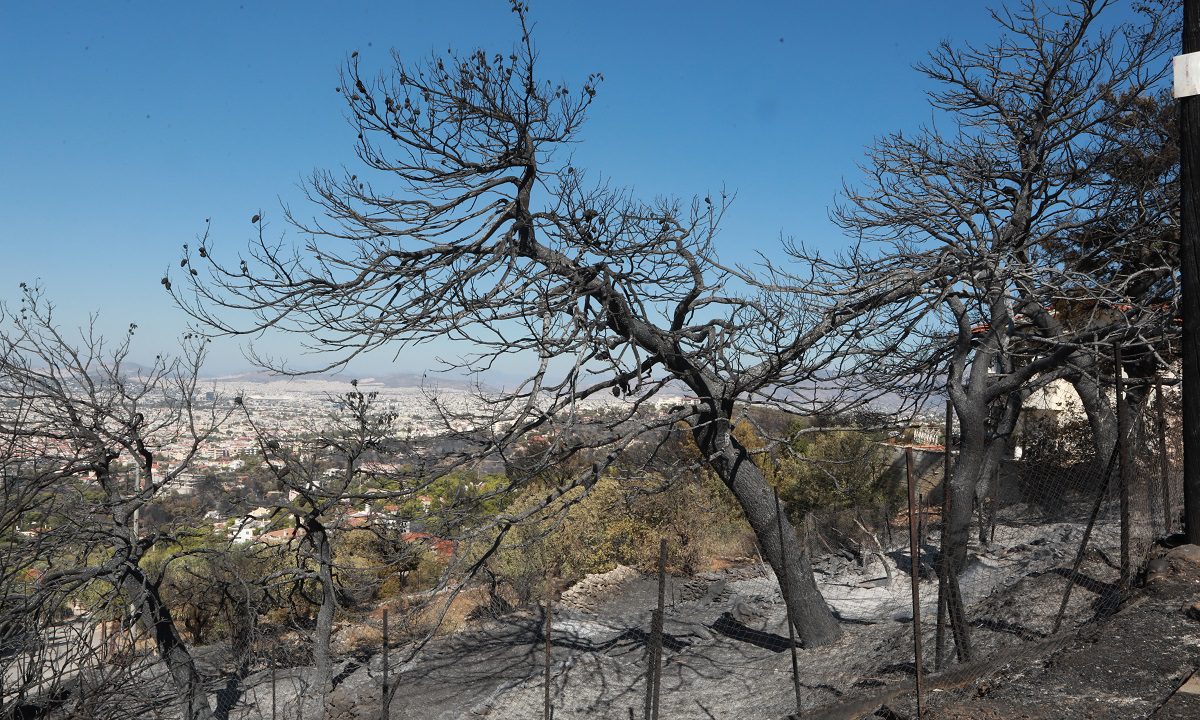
[214,511,1200,720]
[813,542,1200,720]
[913,543,1200,720]
[22,511,1197,719]
[230,512,1197,720]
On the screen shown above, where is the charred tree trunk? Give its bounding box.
[944,429,988,573]
[694,419,841,647]
[948,406,1020,568]
[310,521,337,707]
[226,592,256,675]
[121,565,214,720]
[93,454,213,720]
[977,391,1023,547]
[1018,302,1119,461]
[1071,364,1119,460]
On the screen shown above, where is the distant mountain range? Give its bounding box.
[206,369,498,392]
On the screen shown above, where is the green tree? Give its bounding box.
[774,431,892,518]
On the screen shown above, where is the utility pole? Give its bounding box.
[1181,0,1200,544]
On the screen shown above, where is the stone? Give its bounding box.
[1166,544,1200,568]
[730,599,769,626]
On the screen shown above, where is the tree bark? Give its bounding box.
[121,566,214,720]
[311,523,336,711]
[226,592,255,675]
[696,424,842,647]
[1070,364,1118,460]
[945,366,1024,571]
[944,431,988,573]
[1019,300,1122,461]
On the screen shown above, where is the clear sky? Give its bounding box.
[0,1,1155,378]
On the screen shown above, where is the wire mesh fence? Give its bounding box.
[869,375,1185,720]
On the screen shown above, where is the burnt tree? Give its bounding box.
[831,0,1177,576]
[0,286,228,720]
[171,3,932,647]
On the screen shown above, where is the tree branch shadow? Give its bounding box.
[709,613,794,653]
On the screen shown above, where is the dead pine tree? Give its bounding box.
[172,2,933,648]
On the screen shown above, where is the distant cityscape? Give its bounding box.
[86,373,689,545]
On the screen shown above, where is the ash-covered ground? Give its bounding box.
[219,501,1200,720]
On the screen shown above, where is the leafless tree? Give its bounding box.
[0,285,229,719]
[830,0,1178,587]
[233,383,425,709]
[167,1,947,647]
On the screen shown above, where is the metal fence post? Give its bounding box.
[1115,344,1131,588]
[643,611,655,720]
[906,447,925,719]
[545,583,553,720]
[1052,442,1121,633]
[651,539,667,720]
[1156,377,1173,535]
[381,608,389,720]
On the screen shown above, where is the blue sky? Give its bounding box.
[0,1,1153,377]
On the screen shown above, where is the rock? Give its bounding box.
[730,599,769,626]
[703,578,728,603]
[664,618,715,642]
[1185,600,1200,622]
[675,577,710,603]
[326,682,380,720]
[690,623,715,642]
[862,555,892,580]
[680,575,729,605]
[559,564,639,610]
[1148,557,1172,584]
[1167,544,1200,568]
